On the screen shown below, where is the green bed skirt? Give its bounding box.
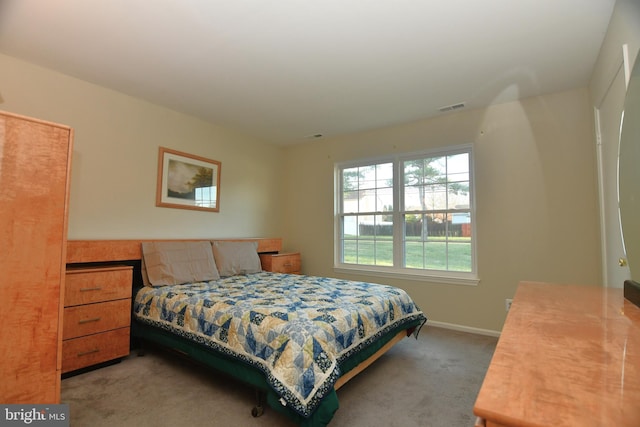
[131,317,424,426]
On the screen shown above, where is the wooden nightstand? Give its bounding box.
[62,265,132,373]
[259,252,301,274]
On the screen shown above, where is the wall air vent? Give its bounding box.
[438,102,466,113]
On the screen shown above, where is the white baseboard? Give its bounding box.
[427,320,501,337]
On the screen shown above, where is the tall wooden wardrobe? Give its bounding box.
[0,111,73,403]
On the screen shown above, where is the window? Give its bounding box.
[335,145,477,284]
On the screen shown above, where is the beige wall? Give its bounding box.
[282,88,602,332]
[0,53,284,240]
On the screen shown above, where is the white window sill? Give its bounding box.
[333,265,480,286]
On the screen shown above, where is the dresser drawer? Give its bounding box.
[259,252,301,274]
[63,299,131,340]
[65,266,132,306]
[62,327,130,373]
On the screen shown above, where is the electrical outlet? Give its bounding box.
[505,298,513,312]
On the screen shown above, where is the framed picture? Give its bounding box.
[156,147,221,212]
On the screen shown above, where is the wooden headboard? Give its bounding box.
[66,238,282,264]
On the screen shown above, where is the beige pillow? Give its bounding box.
[141,241,220,286]
[211,241,262,277]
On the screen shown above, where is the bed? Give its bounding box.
[66,238,427,427]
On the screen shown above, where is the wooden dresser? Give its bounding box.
[62,266,133,373]
[259,252,301,274]
[0,111,73,403]
[474,281,640,427]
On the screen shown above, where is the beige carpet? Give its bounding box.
[61,326,497,427]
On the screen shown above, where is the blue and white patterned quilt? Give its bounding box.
[133,272,426,417]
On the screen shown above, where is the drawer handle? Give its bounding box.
[78,317,101,324]
[77,349,100,357]
[80,286,103,292]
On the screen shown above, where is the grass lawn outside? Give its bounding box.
[342,235,472,272]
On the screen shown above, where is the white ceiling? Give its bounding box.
[0,0,615,145]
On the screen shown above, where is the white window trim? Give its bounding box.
[334,265,480,286]
[334,144,479,285]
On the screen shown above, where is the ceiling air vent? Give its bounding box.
[438,102,466,113]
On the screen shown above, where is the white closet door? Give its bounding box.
[595,63,631,288]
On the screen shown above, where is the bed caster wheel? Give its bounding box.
[251,405,264,418]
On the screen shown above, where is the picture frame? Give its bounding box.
[156,147,221,212]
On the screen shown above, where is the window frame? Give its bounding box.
[334,144,479,286]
